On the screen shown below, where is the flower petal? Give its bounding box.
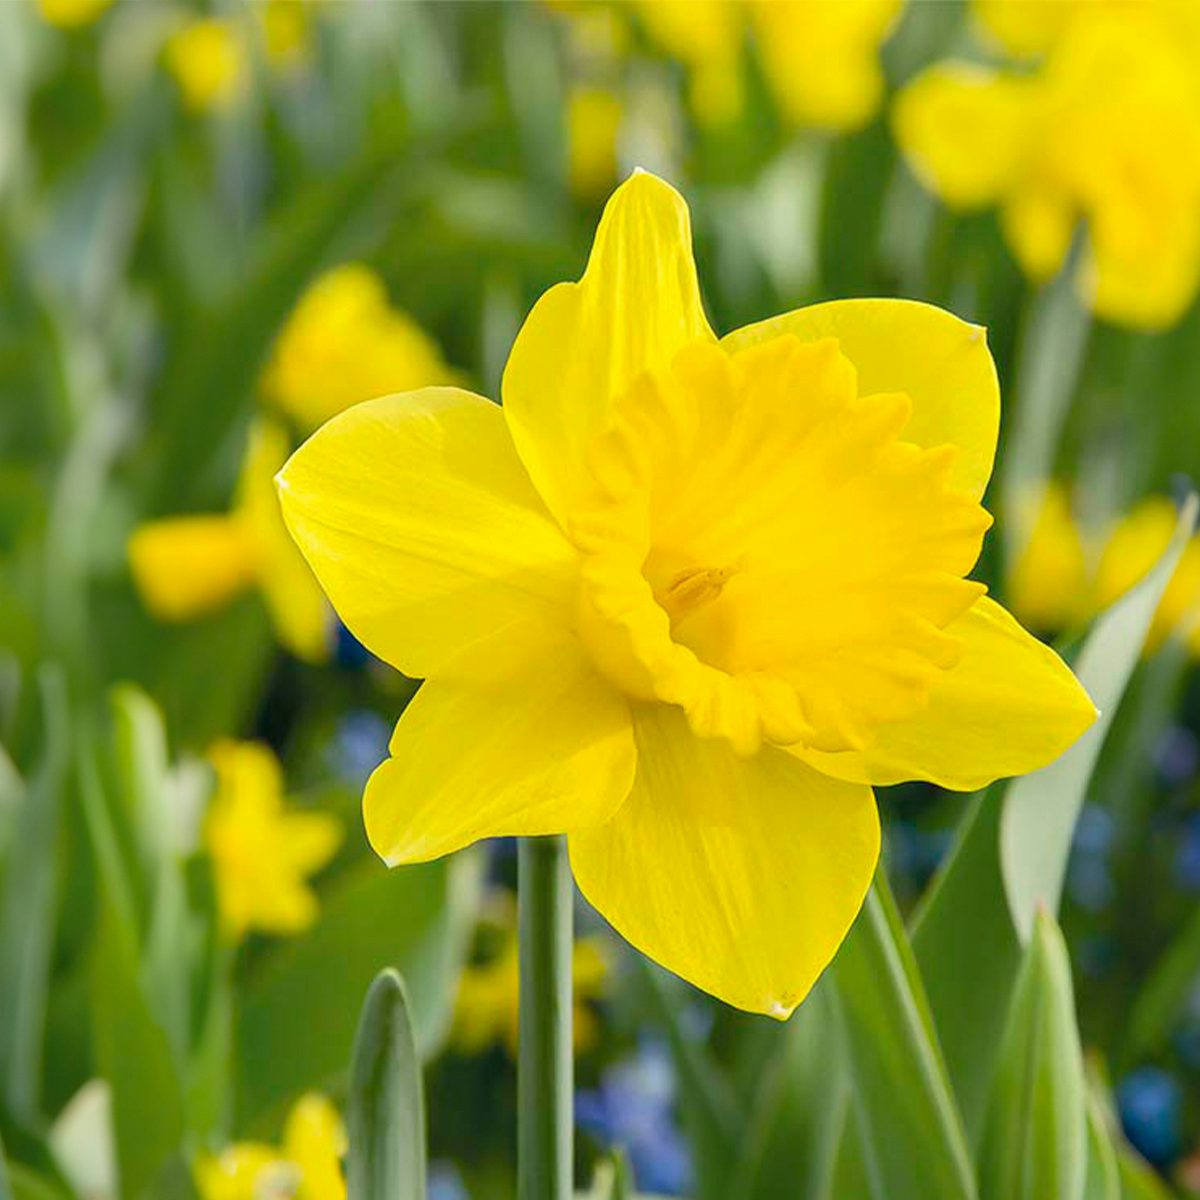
[722,297,1000,501]
[277,387,579,678]
[502,170,716,528]
[794,596,1098,792]
[569,705,879,1017]
[365,633,636,865]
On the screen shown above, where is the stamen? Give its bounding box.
[663,565,734,620]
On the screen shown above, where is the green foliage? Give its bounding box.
[347,970,426,1200]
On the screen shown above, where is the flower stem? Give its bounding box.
[518,835,573,1200]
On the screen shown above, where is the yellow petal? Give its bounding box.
[723,298,999,501]
[893,63,1039,210]
[238,418,330,663]
[277,387,579,679]
[795,596,1097,791]
[570,705,879,1018]
[364,633,636,865]
[973,0,1075,58]
[1006,482,1089,632]
[502,171,715,527]
[1001,183,1075,282]
[128,515,257,622]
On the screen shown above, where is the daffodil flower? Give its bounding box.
[165,18,250,115]
[195,1093,346,1200]
[261,264,459,431]
[1007,482,1089,634]
[894,2,1200,329]
[36,0,110,29]
[204,739,341,943]
[128,418,330,662]
[277,171,1095,1017]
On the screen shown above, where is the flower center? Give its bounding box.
[570,335,991,757]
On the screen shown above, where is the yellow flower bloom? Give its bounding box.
[633,0,902,131]
[1007,483,1090,634]
[36,0,110,29]
[165,18,249,115]
[261,264,459,431]
[1094,497,1200,653]
[567,85,624,200]
[972,0,1077,58]
[894,2,1200,329]
[748,0,903,132]
[277,171,1095,1017]
[129,418,330,662]
[195,1093,345,1200]
[204,740,341,943]
[261,0,313,72]
[453,923,609,1056]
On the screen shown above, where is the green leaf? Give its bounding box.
[1125,899,1200,1065]
[81,742,185,1200]
[584,1153,634,1200]
[235,852,480,1130]
[1116,1150,1173,1200]
[911,784,1021,1144]
[6,1165,65,1200]
[0,1132,10,1200]
[833,876,977,1200]
[0,666,70,1123]
[1001,494,1199,942]
[979,911,1087,1200]
[1083,1095,1120,1200]
[347,970,426,1200]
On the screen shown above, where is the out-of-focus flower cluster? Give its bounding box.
[896,0,1200,329]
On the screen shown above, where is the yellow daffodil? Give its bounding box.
[261,264,459,431]
[632,0,902,132]
[1007,483,1090,634]
[454,925,609,1055]
[261,0,313,73]
[748,0,903,132]
[165,17,249,115]
[204,740,341,943]
[1095,497,1200,653]
[128,418,329,662]
[894,2,1200,329]
[277,171,1095,1017]
[196,1093,345,1200]
[36,0,110,29]
[567,85,625,200]
[972,0,1077,58]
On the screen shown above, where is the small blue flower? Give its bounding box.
[1066,805,1116,911]
[1117,1066,1183,1168]
[326,709,390,786]
[576,1040,693,1196]
[1175,812,1200,891]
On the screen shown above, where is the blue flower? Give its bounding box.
[576,1040,693,1196]
[427,1161,469,1200]
[1117,1066,1183,1168]
[1066,805,1115,912]
[334,619,374,670]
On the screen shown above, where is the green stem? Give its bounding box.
[518,835,573,1200]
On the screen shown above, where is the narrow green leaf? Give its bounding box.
[0,666,69,1122]
[0,1131,11,1200]
[980,911,1087,1200]
[1125,900,1200,1065]
[347,970,426,1200]
[911,784,1021,1143]
[1001,494,1199,942]
[1116,1150,1173,1200]
[81,742,185,1200]
[584,1153,634,1200]
[236,852,480,1129]
[833,877,977,1200]
[6,1165,64,1200]
[1083,1094,1121,1200]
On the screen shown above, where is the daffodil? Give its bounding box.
[36,0,110,29]
[453,916,609,1055]
[128,418,329,662]
[260,0,313,73]
[165,17,249,115]
[894,2,1200,329]
[195,1093,345,1200]
[277,171,1095,1017]
[261,264,459,431]
[631,0,902,132]
[1007,483,1089,634]
[204,740,341,943]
